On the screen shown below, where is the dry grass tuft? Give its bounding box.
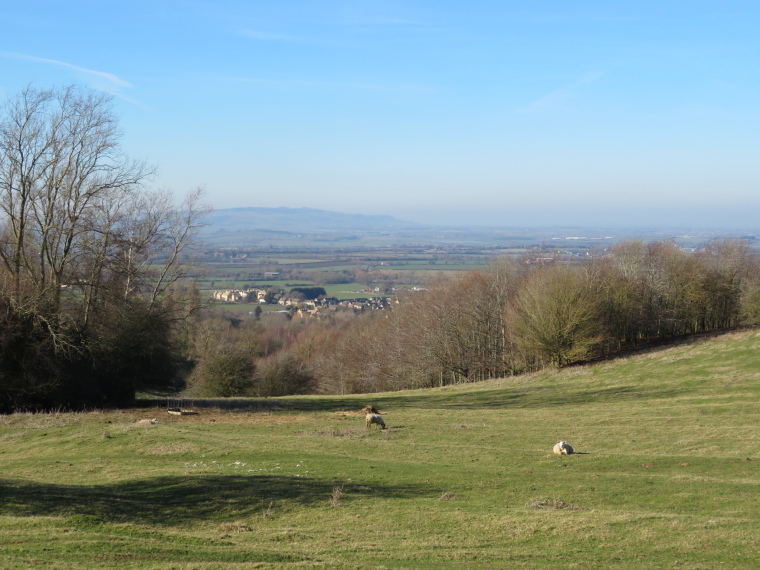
[440,492,454,501]
[331,486,343,507]
[0,410,83,429]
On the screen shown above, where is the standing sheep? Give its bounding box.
[363,405,386,429]
[553,441,574,455]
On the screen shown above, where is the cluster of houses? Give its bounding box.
[212,288,267,303]
[287,296,393,319]
[211,288,393,318]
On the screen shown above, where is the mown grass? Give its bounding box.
[2,330,760,567]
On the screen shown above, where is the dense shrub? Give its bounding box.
[288,287,327,300]
[195,350,255,397]
[0,296,63,413]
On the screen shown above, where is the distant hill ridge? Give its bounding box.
[204,207,422,233]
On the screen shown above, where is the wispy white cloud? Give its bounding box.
[1,52,133,89]
[518,71,604,113]
[0,52,143,105]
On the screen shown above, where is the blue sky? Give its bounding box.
[2,1,759,228]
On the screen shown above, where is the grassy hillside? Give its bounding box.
[2,330,760,568]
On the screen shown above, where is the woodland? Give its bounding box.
[189,238,760,397]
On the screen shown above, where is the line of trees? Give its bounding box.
[188,238,760,397]
[0,85,209,412]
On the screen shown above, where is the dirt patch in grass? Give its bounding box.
[335,411,366,417]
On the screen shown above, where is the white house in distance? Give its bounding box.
[212,288,268,303]
[212,290,244,302]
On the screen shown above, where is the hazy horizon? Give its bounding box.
[391,206,760,230]
[3,2,759,230]
[209,204,760,233]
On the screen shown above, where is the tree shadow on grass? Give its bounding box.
[137,384,685,416]
[136,382,684,416]
[0,475,439,526]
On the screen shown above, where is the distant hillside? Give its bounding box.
[204,207,423,234]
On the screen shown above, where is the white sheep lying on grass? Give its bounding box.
[362,405,386,429]
[135,418,158,426]
[553,441,574,455]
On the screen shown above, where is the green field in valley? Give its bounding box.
[2,330,760,567]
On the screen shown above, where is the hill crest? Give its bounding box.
[204,207,422,233]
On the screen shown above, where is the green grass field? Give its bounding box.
[2,330,760,568]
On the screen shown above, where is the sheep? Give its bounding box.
[362,405,385,429]
[553,441,574,455]
[365,413,386,429]
[135,418,158,427]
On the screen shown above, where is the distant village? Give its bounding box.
[211,287,395,318]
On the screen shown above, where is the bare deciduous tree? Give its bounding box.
[0,84,209,409]
[0,85,152,312]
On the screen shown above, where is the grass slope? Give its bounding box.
[2,330,760,568]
